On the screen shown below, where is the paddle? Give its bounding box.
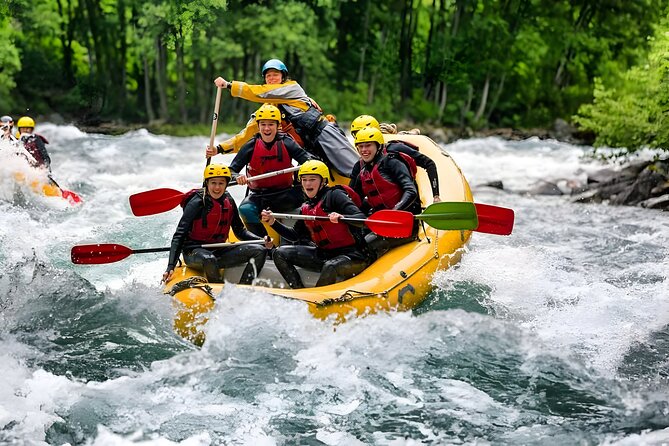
[128,166,301,216]
[415,202,479,230]
[474,203,514,236]
[415,202,515,235]
[48,175,83,204]
[206,86,223,168]
[71,239,265,265]
[271,209,415,238]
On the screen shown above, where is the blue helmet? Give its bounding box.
[262,59,288,77]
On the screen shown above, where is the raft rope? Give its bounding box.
[166,276,215,300]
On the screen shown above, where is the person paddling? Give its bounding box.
[350,114,441,203]
[349,127,420,260]
[220,104,314,237]
[163,164,272,285]
[208,58,358,176]
[261,160,370,289]
[16,116,51,170]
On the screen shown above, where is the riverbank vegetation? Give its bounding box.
[1,0,668,155]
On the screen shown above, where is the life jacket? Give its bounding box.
[359,152,413,210]
[332,184,362,208]
[247,136,295,190]
[301,189,357,250]
[383,146,418,179]
[181,190,233,243]
[22,134,49,167]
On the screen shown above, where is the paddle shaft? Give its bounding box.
[136,239,264,254]
[272,213,370,224]
[230,165,300,185]
[206,86,223,168]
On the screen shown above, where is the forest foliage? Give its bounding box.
[1,0,668,154]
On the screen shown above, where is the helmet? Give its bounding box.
[262,59,288,77]
[17,116,35,128]
[203,164,232,181]
[254,103,281,123]
[1,115,12,124]
[298,160,330,182]
[354,126,384,146]
[350,115,380,134]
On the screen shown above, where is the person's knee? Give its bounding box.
[239,201,260,223]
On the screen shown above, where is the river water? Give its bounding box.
[0,126,667,445]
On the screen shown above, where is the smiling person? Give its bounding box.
[261,160,370,289]
[227,103,313,237]
[207,58,358,176]
[350,114,441,203]
[349,127,421,260]
[163,164,272,285]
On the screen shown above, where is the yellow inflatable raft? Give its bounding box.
[163,134,473,345]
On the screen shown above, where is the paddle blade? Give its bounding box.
[61,189,83,205]
[71,244,133,264]
[365,209,414,238]
[475,203,515,235]
[416,202,478,230]
[129,188,184,216]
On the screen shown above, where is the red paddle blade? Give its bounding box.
[61,189,83,204]
[71,244,133,264]
[475,203,515,235]
[365,209,414,238]
[129,188,185,216]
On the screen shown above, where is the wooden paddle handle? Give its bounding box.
[206,86,223,167]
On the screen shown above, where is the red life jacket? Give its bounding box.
[359,153,410,210]
[182,190,233,243]
[247,137,294,190]
[301,189,357,250]
[22,134,49,167]
[332,184,362,208]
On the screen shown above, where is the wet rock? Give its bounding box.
[571,159,669,211]
[480,181,504,190]
[528,180,563,196]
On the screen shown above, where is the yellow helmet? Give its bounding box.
[350,115,380,134]
[203,164,232,181]
[17,116,35,128]
[254,104,281,123]
[298,160,330,182]
[354,126,384,146]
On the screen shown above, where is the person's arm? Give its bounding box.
[215,117,258,155]
[382,158,417,211]
[228,80,310,110]
[228,139,256,174]
[35,135,51,169]
[388,143,440,199]
[166,196,202,272]
[228,195,263,241]
[327,189,366,227]
[261,211,301,241]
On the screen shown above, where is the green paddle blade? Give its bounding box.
[415,202,478,230]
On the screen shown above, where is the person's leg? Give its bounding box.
[316,254,369,287]
[364,233,415,260]
[272,245,323,289]
[215,244,268,285]
[184,248,223,282]
[238,194,267,237]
